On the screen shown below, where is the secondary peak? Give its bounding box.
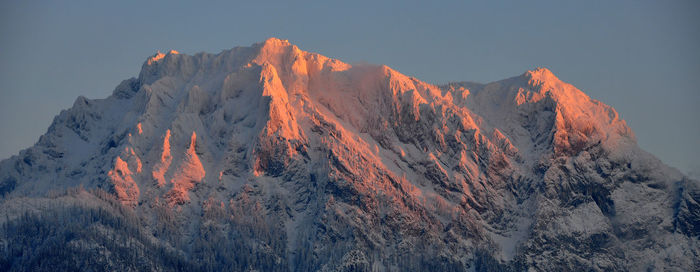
[523,67,559,84]
[146,50,179,65]
[260,37,292,48]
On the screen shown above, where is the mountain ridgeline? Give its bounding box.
[0,38,697,271]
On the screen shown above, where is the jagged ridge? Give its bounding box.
[0,38,697,271]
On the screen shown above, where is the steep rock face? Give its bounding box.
[166,131,205,205]
[0,38,697,271]
[107,154,140,206]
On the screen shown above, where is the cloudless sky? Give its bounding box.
[1,1,699,176]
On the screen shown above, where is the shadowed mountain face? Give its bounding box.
[0,38,697,271]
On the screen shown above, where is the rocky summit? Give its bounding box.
[0,38,697,271]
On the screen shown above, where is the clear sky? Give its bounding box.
[1,1,699,176]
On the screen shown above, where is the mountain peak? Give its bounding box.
[260,37,291,47]
[146,50,180,65]
[146,51,166,65]
[254,37,297,60]
[522,67,560,85]
[255,37,294,54]
[517,67,584,102]
[0,39,695,271]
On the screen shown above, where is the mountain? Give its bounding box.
[0,38,697,271]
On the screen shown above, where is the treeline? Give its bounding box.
[0,188,294,271]
[0,201,195,271]
[0,187,496,271]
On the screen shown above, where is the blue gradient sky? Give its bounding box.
[1,1,699,175]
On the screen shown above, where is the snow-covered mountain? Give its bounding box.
[0,38,697,271]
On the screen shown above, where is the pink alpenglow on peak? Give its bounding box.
[146,50,179,65]
[146,51,166,65]
[263,37,291,45]
[0,39,694,271]
[524,67,558,83]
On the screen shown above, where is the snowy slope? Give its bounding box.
[0,38,697,271]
